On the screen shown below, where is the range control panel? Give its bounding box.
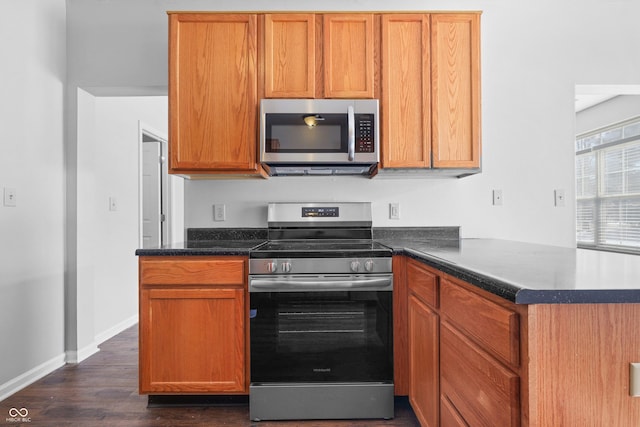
[302,207,339,218]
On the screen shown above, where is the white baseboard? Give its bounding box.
[66,314,139,364]
[0,353,66,402]
[94,314,138,345]
[1,315,139,401]
[65,342,100,364]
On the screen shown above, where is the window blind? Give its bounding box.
[576,118,640,254]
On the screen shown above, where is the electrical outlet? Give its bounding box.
[389,203,400,220]
[492,190,503,206]
[554,189,566,207]
[3,187,16,207]
[214,204,226,221]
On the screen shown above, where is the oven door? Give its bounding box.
[249,274,393,385]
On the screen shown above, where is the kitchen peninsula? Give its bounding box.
[136,230,640,426]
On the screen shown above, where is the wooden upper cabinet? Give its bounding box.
[168,13,258,173]
[264,14,317,98]
[381,13,481,171]
[431,13,481,168]
[381,14,431,168]
[323,14,375,98]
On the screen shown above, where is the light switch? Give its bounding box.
[389,203,400,220]
[554,189,566,207]
[109,197,117,211]
[492,189,503,206]
[3,188,17,207]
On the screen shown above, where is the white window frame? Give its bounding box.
[576,117,640,254]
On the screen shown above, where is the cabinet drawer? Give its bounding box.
[407,259,439,309]
[441,278,519,366]
[441,395,469,427]
[441,322,519,427]
[140,257,245,286]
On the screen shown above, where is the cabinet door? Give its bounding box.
[139,287,246,393]
[409,295,440,427]
[169,14,258,173]
[323,14,375,98]
[431,13,481,168]
[381,14,431,168]
[264,14,317,98]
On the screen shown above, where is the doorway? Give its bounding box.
[140,123,169,248]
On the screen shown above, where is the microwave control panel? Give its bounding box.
[355,115,375,153]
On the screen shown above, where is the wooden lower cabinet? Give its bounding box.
[399,255,640,426]
[139,256,248,394]
[398,255,523,427]
[409,295,439,427]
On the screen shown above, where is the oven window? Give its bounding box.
[250,291,393,383]
[264,113,348,153]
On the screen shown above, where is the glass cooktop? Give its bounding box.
[250,240,392,259]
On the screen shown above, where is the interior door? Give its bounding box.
[142,140,163,248]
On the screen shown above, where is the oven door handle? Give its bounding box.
[249,276,393,292]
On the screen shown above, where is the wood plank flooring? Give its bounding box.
[1,325,420,426]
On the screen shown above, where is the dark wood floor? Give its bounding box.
[1,325,420,426]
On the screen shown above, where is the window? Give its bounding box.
[576,118,640,253]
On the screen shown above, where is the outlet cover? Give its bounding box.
[3,188,16,207]
[214,204,226,221]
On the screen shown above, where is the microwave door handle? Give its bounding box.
[347,105,355,161]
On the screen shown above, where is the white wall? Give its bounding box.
[0,0,66,400]
[92,95,169,338]
[73,92,171,356]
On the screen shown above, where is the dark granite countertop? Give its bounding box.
[135,239,265,256]
[135,228,640,305]
[379,238,640,304]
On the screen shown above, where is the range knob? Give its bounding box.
[364,259,374,272]
[350,260,361,272]
[266,261,278,273]
[281,262,292,273]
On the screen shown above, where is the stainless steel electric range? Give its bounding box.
[248,202,394,421]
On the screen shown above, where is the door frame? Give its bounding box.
[138,121,170,247]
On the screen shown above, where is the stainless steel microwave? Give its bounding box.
[259,99,379,176]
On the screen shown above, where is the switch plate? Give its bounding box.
[389,203,400,220]
[492,190,503,206]
[3,188,16,207]
[554,189,566,207]
[214,204,226,221]
[109,197,117,211]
